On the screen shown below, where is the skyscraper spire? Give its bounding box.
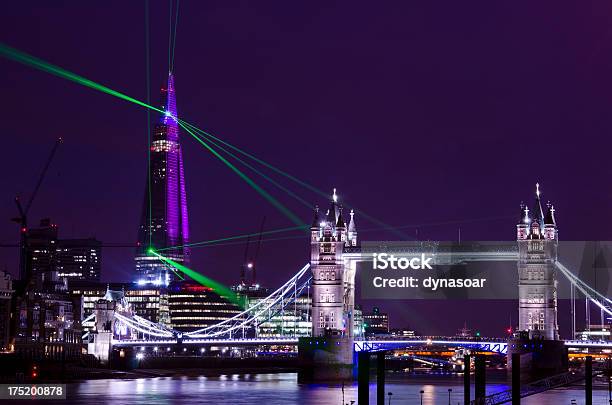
[135,73,190,287]
[161,72,178,127]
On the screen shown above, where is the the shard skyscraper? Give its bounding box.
[135,72,190,286]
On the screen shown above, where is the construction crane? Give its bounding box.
[252,216,266,286]
[11,137,63,282]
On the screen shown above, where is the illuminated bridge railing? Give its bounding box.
[355,338,509,354]
[354,338,612,355]
[114,312,174,338]
[564,340,612,348]
[112,337,300,346]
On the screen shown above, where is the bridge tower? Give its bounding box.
[87,298,116,364]
[311,188,348,337]
[509,183,567,381]
[517,183,559,340]
[299,189,358,381]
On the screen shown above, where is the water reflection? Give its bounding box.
[45,373,604,404]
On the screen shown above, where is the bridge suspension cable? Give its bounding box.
[114,312,174,338]
[556,261,612,318]
[100,263,311,341]
[556,261,612,306]
[184,263,311,338]
[179,120,409,239]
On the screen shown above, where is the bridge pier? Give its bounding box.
[507,334,567,383]
[297,336,354,382]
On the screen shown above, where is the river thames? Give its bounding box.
[45,372,606,404]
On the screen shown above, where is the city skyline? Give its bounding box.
[3,2,612,337]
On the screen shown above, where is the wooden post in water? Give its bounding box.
[464,354,471,405]
[511,353,520,404]
[474,355,486,404]
[358,351,370,405]
[585,355,592,405]
[376,352,385,404]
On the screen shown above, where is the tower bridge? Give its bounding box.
[85,185,612,382]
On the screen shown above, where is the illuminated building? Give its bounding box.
[168,282,242,332]
[390,328,416,338]
[14,219,83,358]
[248,295,312,337]
[575,324,611,341]
[56,238,101,281]
[126,286,166,324]
[24,219,101,284]
[363,306,390,335]
[0,271,13,351]
[13,270,82,360]
[25,218,58,285]
[353,305,364,337]
[135,73,190,286]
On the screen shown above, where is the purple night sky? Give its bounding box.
[2,1,612,337]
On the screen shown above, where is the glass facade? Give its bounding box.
[168,283,242,331]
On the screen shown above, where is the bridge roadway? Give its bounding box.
[111,336,612,355]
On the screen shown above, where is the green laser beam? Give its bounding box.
[152,251,243,307]
[177,120,305,227]
[171,0,180,72]
[159,224,307,251]
[181,121,409,239]
[181,120,326,197]
[0,41,404,238]
[167,265,185,281]
[179,234,305,250]
[168,0,173,70]
[0,42,303,227]
[192,131,313,209]
[0,43,163,115]
[168,215,517,252]
[145,0,153,249]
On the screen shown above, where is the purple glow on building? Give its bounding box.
[161,73,178,131]
[135,72,190,283]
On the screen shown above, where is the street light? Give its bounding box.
[387,391,393,405]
